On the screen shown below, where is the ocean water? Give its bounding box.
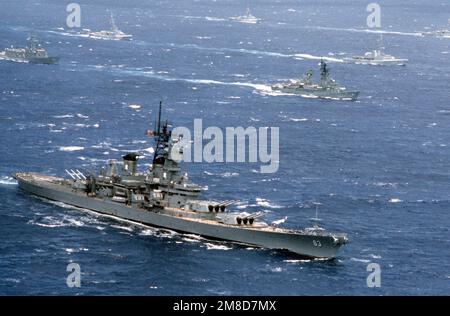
[0,0,449,295]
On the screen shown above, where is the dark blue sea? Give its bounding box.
[0,0,449,295]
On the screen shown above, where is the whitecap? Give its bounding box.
[389,198,402,203]
[205,243,232,250]
[59,146,84,152]
[53,114,74,118]
[271,267,283,272]
[294,53,343,63]
[255,198,282,209]
[283,259,312,263]
[350,258,370,263]
[111,224,134,232]
[0,176,17,185]
[221,172,239,178]
[182,237,201,243]
[289,118,308,122]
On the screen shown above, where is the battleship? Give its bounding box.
[85,13,132,41]
[230,8,261,24]
[271,60,359,101]
[0,36,59,64]
[14,103,348,259]
[343,49,408,66]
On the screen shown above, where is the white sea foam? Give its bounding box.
[310,26,423,37]
[294,53,343,63]
[389,198,402,203]
[128,104,141,109]
[350,257,371,263]
[143,147,155,154]
[221,172,239,178]
[4,278,21,283]
[111,224,134,232]
[59,146,84,152]
[0,176,17,185]
[53,114,74,118]
[205,16,226,22]
[255,198,282,209]
[283,259,312,263]
[182,237,201,243]
[289,117,308,122]
[205,243,232,250]
[65,247,89,253]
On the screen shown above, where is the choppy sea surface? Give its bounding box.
[0,0,449,295]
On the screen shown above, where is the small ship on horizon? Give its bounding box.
[271,60,359,101]
[14,102,348,259]
[343,35,408,66]
[230,8,261,24]
[84,13,133,41]
[343,49,408,66]
[0,36,59,64]
[422,19,450,38]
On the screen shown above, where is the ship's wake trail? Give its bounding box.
[49,28,344,62]
[47,29,90,39]
[308,26,423,37]
[160,42,343,62]
[74,64,279,94]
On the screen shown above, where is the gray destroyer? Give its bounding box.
[85,13,132,41]
[343,49,408,66]
[271,60,359,101]
[14,103,348,259]
[0,36,59,64]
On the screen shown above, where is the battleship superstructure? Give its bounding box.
[86,13,132,41]
[271,60,359,101]
[230,8,261,24]
[14,102,348,259]
[0,36,59,64]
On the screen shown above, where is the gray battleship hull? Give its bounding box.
[0,54,59,64]
[28,56,60,64]
[273,86,359,101]
[15,173,346,259]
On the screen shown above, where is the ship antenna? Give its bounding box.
[311,202,323,225]
[157,101,162,135]
[315,203,319,221]
[378,33,384,52]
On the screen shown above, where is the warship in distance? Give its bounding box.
[230,8,261,24]
[343,49,408,66]
[343,35,408,66]
[422,19,450,38]
[271,60,359,101]
[0,36,59,64]
[14,103,348,259]
[86,13,132,41]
